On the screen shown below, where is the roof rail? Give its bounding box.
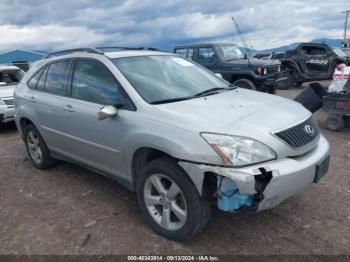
[95,47,161,52]
[43,47,104,59]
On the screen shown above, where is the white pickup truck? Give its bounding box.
[0,65,24,125]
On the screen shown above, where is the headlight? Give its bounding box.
[0,98,5,105]
[201,133,276,167]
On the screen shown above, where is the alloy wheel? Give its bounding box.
[143,174,187,231]
[27,130,42,164]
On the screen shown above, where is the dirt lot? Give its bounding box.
[0,87,349,255]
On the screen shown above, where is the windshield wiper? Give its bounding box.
[151,86,237,104]
[193,86,236,98]
[150,96,193,105]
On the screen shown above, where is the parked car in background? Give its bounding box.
[174,43,288,93]
[0,65,24,125]
[280,43,349,88]
[15,48,330,240]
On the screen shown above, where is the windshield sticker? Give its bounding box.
[172,57,194,67]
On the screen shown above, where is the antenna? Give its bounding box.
[232,17,251,64]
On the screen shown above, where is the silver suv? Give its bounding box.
[15,48,330,240]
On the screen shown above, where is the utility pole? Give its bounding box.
[342,10,350,41]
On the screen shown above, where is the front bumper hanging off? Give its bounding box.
[179,135,330,212]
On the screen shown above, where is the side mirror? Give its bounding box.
[244,54,248,59]
[97,105,118,120]
[215,73,223,78]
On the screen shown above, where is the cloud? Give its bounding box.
[0,0,348,51]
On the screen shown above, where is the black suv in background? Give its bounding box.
[280,43,349,88]
[174,43,287,93]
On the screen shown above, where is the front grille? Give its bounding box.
[266,65,279,76]
[274,117,320,148]
[3,98,14,106]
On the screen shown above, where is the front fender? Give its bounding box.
[122,117,224,178]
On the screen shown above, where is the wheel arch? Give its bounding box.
[131,147,175,190]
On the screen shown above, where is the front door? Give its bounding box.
[58,58,127,178]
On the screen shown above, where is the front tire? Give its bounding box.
[136,158,211,241]
[23,124,57,169]
[233,79,256,90]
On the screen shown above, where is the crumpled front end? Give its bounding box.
[179,135,330,212]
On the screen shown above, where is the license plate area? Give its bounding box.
[314,156,330,183]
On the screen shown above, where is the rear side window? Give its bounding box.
[28,67,45,89]
[70,59,119,105]
[45,61,70,95]
[36,67,48,91]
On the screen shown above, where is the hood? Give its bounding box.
[153,88,310,137]
[0,85,16,98]
[222,58,280,67]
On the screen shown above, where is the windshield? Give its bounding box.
[112,55,231,104]
[0,70,21,87]
[216,44,244,61]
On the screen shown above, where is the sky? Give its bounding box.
[0,0,348,51]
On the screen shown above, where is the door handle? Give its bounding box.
[63,104,74,113]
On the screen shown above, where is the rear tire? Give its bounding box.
[136,157,211,241]
[325,114,344,131]
[23,124,57,169]
[233,79,256,90]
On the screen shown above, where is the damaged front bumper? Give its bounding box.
[179,135,330,212]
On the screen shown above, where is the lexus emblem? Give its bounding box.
[304,125,315,136]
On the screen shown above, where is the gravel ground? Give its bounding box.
[0,86,349,255]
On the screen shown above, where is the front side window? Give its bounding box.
[198,47,217,63]
[113,55,230,104]
[71,60,119,105]
[45,61,70,95]
[216,44,244,61]
[301,46,327,56]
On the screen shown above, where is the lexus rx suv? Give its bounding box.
[15,48,330,240]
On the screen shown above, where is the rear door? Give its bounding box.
[58,58,127,178]
[31,60,73,151]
